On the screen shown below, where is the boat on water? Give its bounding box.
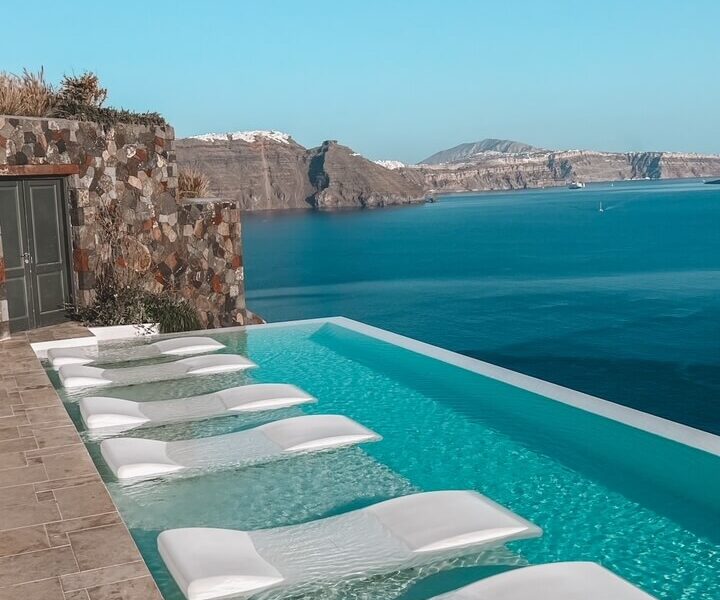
[704,178,720,185]
[568,181,586,189]
[599,201,605,213]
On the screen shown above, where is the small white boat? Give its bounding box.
[568,181,586,189]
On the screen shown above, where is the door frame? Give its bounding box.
[0,176,74,331]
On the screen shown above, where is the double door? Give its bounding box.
[0,179,71,331]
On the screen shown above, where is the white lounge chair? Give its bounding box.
[101,414,381,480]
[58,354,256,388]
[47,336,226,370]
[78,384,314,431]
[430,562,656,599]
[158,490,541,600]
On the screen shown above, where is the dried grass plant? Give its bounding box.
[178,166,211,199]
[0,68,55,116]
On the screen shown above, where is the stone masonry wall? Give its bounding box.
[0,115,260,337]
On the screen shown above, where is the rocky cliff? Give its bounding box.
[176,132,424,210]
[396,149,720,194]
[177,131,720,210]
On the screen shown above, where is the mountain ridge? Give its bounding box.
[420,138,540,165]
[176,131,720,211]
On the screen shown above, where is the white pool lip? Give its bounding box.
[429,561,657,599]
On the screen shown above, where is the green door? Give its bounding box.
[0,179,71,332]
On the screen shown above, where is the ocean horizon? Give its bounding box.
[244,178,720,435]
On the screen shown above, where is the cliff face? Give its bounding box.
[176,133,424,210]
[175,132,313,211]
[307,141,425,209]
[397,150,720,193]
[177,131,720,210]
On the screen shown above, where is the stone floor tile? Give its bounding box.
[0,415,29,429]
[0,546,77,586]
[53,482,116,520]
[0,435,37,454]
[41,449,95,481]
[60,561,149,593]
[0,576,65,600]
[35,474,101,493]
[26,443,85,459]
[45,513,121,538]
[63,590,90,600]
[0,464,47,488]
[13,374,52,391]
[0,451,26,470]
[85,576,161,600]
[0,524,50,558]
[0,483,36,507]
[0,500,61,530]
[68,524,139,572]
[33,427,82,450]
[25,406,70,426]
[0,427,20,442]
[19,389,61,407]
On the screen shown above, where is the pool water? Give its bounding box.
[52,321,720,600]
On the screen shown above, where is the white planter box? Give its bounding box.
[88,323,159,340]
[31,323,160,359]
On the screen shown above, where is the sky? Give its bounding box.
[5,0,720,163]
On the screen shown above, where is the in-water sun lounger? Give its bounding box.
[79,383,315,431]
[430,562,656,599]
[101,414,381,480]
[47,336,226,370]
[158,490,541,600]
[58,354,255,388]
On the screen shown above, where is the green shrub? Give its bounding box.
[67,273,201,334]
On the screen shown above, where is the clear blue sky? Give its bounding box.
[5,0,720,163]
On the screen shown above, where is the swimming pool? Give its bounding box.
[49,318,720,599]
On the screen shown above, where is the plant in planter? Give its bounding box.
[66,200,201,334]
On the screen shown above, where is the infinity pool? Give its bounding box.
[50,319,720,599]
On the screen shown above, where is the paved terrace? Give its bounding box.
[0,323,163,600]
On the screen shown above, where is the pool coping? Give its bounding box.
[238,316,720,458]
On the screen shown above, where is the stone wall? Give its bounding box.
[0,115,260,338]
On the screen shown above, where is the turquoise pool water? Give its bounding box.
[53,322,720,599]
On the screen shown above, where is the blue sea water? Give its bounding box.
[243,179,720,434]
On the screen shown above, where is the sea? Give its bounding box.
[242,179,720,435]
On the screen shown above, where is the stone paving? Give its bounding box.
[0,323,163,600]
